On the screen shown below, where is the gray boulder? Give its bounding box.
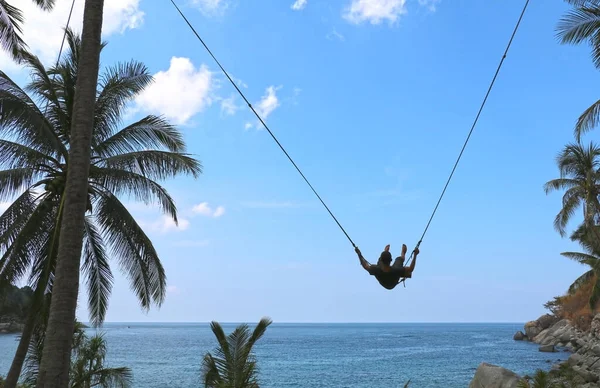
[513,331,526,341]
[539,344,556,353]
[525,320,542,339]
[538,314,559,330]
[469,363,521,388]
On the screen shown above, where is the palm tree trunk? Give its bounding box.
[4,304,39,388]
[35,0,104,387]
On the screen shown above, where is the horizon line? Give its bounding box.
[86,321,527,325]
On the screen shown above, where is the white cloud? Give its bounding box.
[418,0,440,11]
[134,57,213,125]
[246,86,281,129]
[142,215,190,234]
[192,202,226,218]
[343,0,407,25]
[326,28,345,41]
[191,0,230,16]
[220,94,239,116]
[291,0,308,11]
[0,0,144,71]
[244,122,253,130]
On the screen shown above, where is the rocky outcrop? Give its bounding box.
[468,363,521,388]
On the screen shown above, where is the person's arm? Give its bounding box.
[355,247,374,272]
[403,247,419,277]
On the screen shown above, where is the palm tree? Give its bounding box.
[0,28,201,386]
[544,142,600,237]
[556,0,600,140]
[23,320,132,388]
[36,1,106,385]
[0,0,55,62]
[201,318,272,388]
[517,370,555,388]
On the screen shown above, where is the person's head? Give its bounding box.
[379,244,392,268]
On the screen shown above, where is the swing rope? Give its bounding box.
[399,0,531,287]
[169,0,356,248]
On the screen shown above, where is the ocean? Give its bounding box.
[0,323,568,387]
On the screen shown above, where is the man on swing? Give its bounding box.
[355,244,419,290]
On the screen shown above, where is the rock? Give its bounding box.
[539,345,556,353]
[577,338,588,348]
[569,353,585,366]
[591,314,600,339]
[592,345,600,357]
[538,314,559,330]
[573,366,600,383]
[525,320,542,339]
[469,363,521,388]
[513,331,525,341]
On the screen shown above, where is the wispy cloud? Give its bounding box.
[343,0,407,25]
[192,202,226,218]
[246,86,282,130]
[326,28,345,41]
[167,285,181,295]
[191,0,230,16]
[291,0,308,11]
[220,94,240,116]
[418,0,440,12]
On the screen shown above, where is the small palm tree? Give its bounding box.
[201,317,272,388]
[517,370,555,388]
[562,226,600,309]
[0,0,55,62]
[556,0,600,140]
[23,320,131,388]
[0,28,201,384]
[544,142,600,237]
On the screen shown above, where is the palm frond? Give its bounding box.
[91,366,133,388]
[0,189,37,251]
[574,99,600,141]
[94,115,187,157]
[82,216,112,327]
[31,0,55,10]
[568,269,595,294]
[561,251,598,266]
[94,191,166,309]
[544,178,579,194]
[0,70,66,157]
[0,1,27,62]
[99,150,202,181]
[557,6,600,69]
[93,61,153,143]
[0,168,41,202]
[0,139,57,170]
[90,167,178,222]
[554,191,581,236]
[0,195,56,286]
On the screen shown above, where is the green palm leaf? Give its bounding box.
[82,216,112,327]
[99,150,202,181]
[568,269,595,294]
[0,70,66,157]
[94,191,166,309]
[561,251,598,266]
[0,1,26,61]
[94,115,187,157]
[0,168,41,202]
[557,6,600,69]
[90,167,178,221]
[93,61,153,143]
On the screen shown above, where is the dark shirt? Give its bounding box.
[368,266,407,290]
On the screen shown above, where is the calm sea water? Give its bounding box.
[0,323,569,387]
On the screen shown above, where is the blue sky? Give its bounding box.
[3,0,600,323]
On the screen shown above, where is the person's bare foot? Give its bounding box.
[401,244,407,256]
